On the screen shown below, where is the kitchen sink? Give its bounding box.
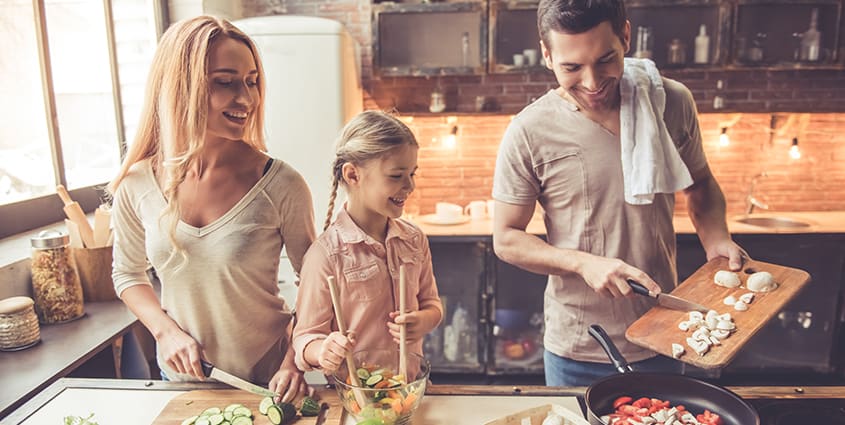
[733,216,812,229]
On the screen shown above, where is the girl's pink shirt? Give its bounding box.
[292,208,443,371]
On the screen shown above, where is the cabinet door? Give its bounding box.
[425,240,487,373]
[722,234,844,374]
[488,251,547,375]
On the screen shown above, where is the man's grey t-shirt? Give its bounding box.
[492,80,708,363]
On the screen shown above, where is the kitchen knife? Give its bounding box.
[201,360,276,398]
[627,280,708,313]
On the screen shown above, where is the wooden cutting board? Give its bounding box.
[626,257,811,369]
[151,389,343,425]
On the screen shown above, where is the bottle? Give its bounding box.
[30,230,84,324]
[634,26,653,59]
[694,24,710,64]
[667,38,687,66]
[800,8,821,61]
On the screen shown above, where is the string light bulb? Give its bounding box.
[789,137,801,159]
[719,127,730,147]
[443,125,458,149]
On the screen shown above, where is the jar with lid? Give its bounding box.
[30,230,85,324]
[667,38,687,66]
[0,296,41,351]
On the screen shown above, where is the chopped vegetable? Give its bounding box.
[299,395,321,416]
[63,413,99,425]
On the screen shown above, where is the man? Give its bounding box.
[491,0,746,387]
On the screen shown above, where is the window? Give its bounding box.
[0,0,162,238]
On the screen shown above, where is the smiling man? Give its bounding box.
[491,0,746,386]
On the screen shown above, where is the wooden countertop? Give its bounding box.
[0,301,139,419]
[4,378,844,425]
[414,211,845,237]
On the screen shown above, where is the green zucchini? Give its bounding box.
[258,397,274,415]
[299,396,321,417]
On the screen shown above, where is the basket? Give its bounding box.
[0,296,41,351]
[484,404,591,425]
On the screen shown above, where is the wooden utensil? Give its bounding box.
[626,257,811,369]
[56,185,96,248]
[398,264,408,382]
[64,219,84,248]
[93,206,111,247]
[326,276,367,408]
[151,389,342,424]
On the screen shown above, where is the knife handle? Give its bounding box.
[626,279,653,297]
[200,360,213,378]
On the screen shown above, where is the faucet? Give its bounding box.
[745,172,770,215]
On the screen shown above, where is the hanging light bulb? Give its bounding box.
[719,127,730,147]
[443,125,458,149]
[789,137,801,159]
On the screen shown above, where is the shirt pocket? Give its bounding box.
[342,262,381,302]
[533,151,595,253]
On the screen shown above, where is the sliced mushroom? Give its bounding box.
[747,271,777,292]
[672,343,685,359]
[711,329,731,340]
[717,320,736,331]
[723,295,737,305]
[734,300,749,311]
[739,292,755,304]
[678,321,691,331]
[714,270,742,288]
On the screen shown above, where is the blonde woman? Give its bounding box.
[109,16,315,401]
[292,111,443,374]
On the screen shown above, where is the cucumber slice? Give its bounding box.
[180,415,198,425]
[259,397,274,415]
[195,418,211,425]
[224,403,243,413]
[232,406,252,418]
[223,411,233,422]
[208,413,225,425]
[265,405,282,425]
[365,374,383,386]
[201,407,222,416]
[231,416,253,425]
[355,367,370,380]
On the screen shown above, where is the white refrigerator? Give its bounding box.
[234,16,362,298]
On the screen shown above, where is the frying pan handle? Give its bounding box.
[588,324,633,374]
[627,279,652,297]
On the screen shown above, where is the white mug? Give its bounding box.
[523,49,539,66]
[435,202,463,220]
[486,200,495,220]
[464,200,487,220]
[513,53,525,67]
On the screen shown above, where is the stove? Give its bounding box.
[748,398,845,425]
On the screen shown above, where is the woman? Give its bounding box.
[109,15,315,402]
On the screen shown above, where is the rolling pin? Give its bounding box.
[56,185,96,248]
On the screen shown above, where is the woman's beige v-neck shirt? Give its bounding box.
[112,158,316,383]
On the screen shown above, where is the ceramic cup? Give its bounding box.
[513,53,525,67]
[523,49,538,66]
[464,200,487,220]
[435,202,463,221]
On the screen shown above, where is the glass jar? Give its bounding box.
[667,38,687,66]
[30,230,85,324]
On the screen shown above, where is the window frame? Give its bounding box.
[0,0,166,239]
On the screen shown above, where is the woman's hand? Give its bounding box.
[387,308,440,345]
[157,327,205,379]
[269,357,309,403]
[316,331,356,373]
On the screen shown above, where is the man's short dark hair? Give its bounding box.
[537,0,627,46]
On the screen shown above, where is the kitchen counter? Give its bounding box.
[414,211,845,237]
[0,300,139,420]
[4,378,844,425]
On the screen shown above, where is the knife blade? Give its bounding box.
[627,279,708,313]
[201,360,276,398]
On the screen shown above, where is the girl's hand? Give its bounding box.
[317,331,356,373]
[268,357,309,403]
[157,328,205,379]
[387,310,437,344]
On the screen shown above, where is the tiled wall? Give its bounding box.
[401,113,845,216]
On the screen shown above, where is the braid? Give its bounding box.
[323,159,342,231]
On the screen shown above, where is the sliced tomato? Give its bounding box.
[613,396,633,409]
[632,397,652,408]
[697,409,724,425]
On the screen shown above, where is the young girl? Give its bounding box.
[292,111,443,373]
[109,16,315,401]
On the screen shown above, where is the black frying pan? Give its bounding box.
[585,325,759,425]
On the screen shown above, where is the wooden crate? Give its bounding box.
[484,404,591,425]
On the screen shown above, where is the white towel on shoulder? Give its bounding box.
[620,57,693,205]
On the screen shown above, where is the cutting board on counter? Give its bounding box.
[151,389,343,425]
[626,257,811,369]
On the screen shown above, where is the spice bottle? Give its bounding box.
[694,24,710,64]
[30,230,85,324]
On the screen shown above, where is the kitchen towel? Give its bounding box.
[620,57,693,205]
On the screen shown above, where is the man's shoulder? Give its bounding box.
[661,77,695,107]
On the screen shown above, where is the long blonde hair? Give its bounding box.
[108,15,266,258]
[325,111,418,231]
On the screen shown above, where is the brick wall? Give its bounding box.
[401,113,845,216]
[232,0,845,216]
